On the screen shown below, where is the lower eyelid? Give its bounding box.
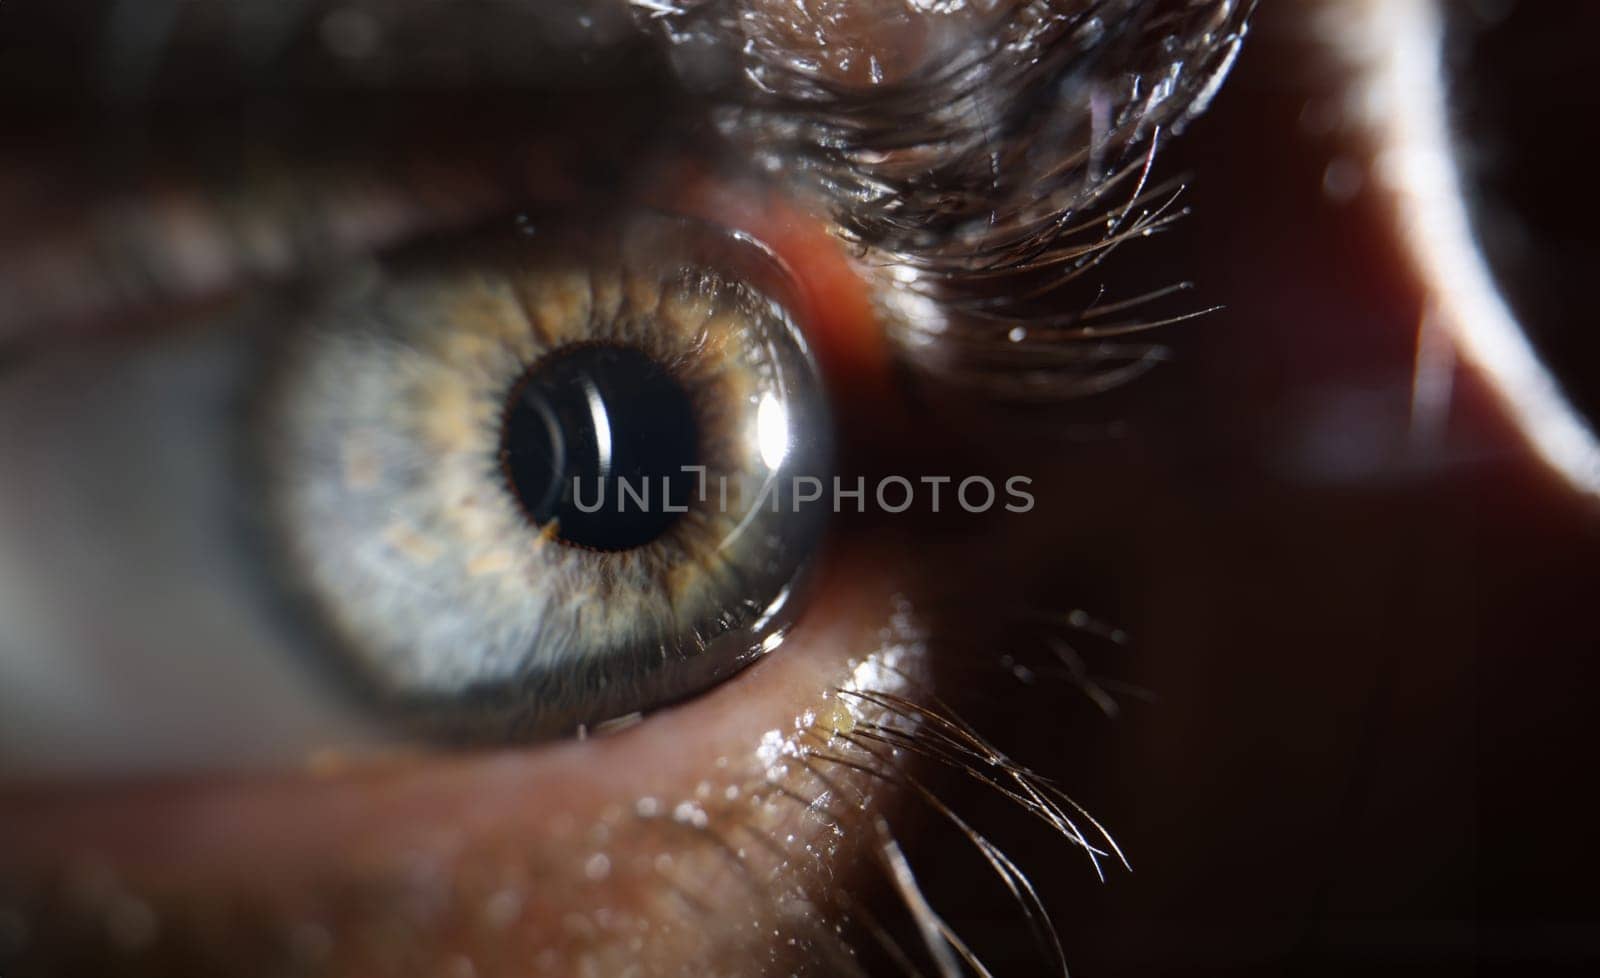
[0,542,924,976]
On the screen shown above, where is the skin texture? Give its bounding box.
[3,2,1598,976]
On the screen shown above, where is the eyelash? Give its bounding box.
[612,6,1255,967]
[671,604,1133,978]
[641,0,1256,398]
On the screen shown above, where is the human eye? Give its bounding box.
[2,208,839,757]
[0,2,1329,977]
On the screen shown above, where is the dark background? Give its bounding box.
[918,4,1600,976]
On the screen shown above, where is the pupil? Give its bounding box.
[501,344,700,551]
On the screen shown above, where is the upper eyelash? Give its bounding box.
[641,0,1257,398]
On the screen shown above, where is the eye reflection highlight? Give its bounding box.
[757,392,791,471]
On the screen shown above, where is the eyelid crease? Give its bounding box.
[0,128,895,435]
[0,95,671,348]
[0,150,513,347]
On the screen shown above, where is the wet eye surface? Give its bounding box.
[262,215,830,742]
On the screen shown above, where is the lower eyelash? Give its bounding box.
[0,579,1124,977]
[675,609,1132,978]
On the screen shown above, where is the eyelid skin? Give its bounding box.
[0,109,895,419]
[0,95,666,345]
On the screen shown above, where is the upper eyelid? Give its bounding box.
[0,152,500,345]
[0,2,1253,374]
[4,0,1250,284]
[0,99,667,345]
[0,131,1168,407]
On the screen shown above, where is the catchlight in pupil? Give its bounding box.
[501,344,700,551]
